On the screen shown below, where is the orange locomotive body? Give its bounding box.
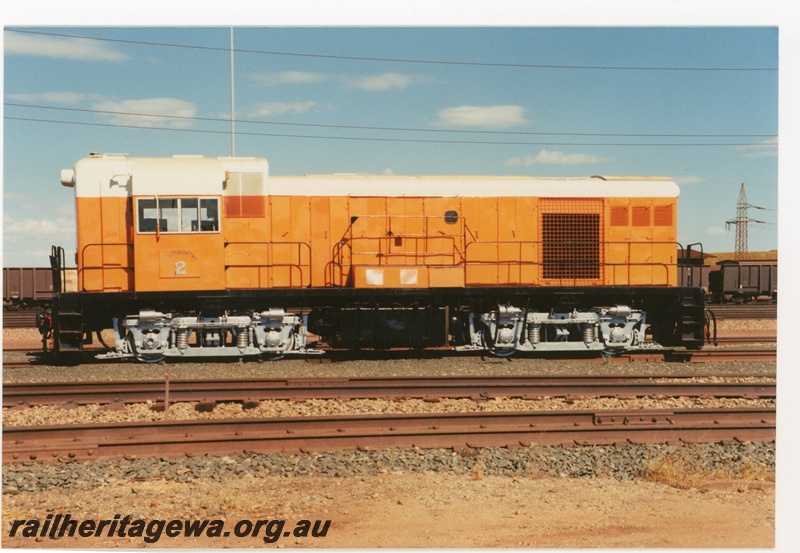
[51,153,706,361]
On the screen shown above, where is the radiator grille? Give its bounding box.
[540,199,603,280]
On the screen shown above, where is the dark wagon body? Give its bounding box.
[709,260,777,303]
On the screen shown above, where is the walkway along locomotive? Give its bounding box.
[45,153,708,362]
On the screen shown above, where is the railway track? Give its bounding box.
[2,342,779,368]
[707,304,777,319]
[2,310,38,328]
[657,348,776,362]
[714,335,776,344]
[2,375,776,409]
[3,406,775,463]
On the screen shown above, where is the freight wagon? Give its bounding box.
[709,259,778,303]
[3,267,77,310]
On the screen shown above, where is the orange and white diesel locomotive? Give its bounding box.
[49,152,707,361]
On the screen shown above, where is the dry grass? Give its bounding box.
[644,451,774,490]
[470,456,485,480]
[217,491,271,514]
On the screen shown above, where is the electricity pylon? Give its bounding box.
[725,183,767,260]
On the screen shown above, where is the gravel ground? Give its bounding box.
[2,395,775,426]
[2,441,775,495]
[1,353,778,384]
[2,325,778,548]
[3,321,777,383]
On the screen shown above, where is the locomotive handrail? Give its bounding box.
[224,240,312,288]
[340,235,463,260]
[79,242,134,292]
[463,239,676,286]
[462,259,672,287]
[330,236,465,287]
[330,215,468,286]
[49,245,66,295]
[330,240,351,286]
[330,236,677,287]
[678,242,705,288]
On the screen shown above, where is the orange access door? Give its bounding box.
[132,196,226,292]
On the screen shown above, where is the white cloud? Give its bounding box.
[2,191,42,212]
[249,71,328,86]
[3,191,27,202]
[435,105,527,129]
[741,149,778,159]
[505,149,609,166]
[674,176,707,185]
[247,102,317,117]
[92,98,197,128]
[3,248,59,267]
[8,91,107,105]
[706,226,728,236]
[345,73,413,91]
[736,138,778,159]
[5,33,128,62]
[4,216,73,237]
[249,70,425,93]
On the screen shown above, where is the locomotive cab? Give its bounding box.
[133,196,223,290]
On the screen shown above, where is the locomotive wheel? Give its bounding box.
[482,329,516,358]
[489,347,516,358]
[262,331,296,361]
[136,353,166,363]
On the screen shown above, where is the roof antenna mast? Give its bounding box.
[230,27,236,157]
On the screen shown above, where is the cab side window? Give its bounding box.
[159,199,179,232]
[137,197,220,234]
[200,198,218,231]
[181,198,199,231]
[138,199,159,232]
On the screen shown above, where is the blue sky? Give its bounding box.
[1,4,789,267]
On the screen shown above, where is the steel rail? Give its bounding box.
[1,346,778,368]
[713,336,776,344]
[2,362,35,369]
[3,407,775,463]
[658,349,776,362]
[3,375,776,408]
[2,311,39,328]
[708,304,777,320]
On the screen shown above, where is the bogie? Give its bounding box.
[98,309,319,361]
[456,304,648,357]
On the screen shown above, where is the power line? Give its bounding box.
[4,103,778,140]
[5,28,779,72]
[4,116,778,147]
